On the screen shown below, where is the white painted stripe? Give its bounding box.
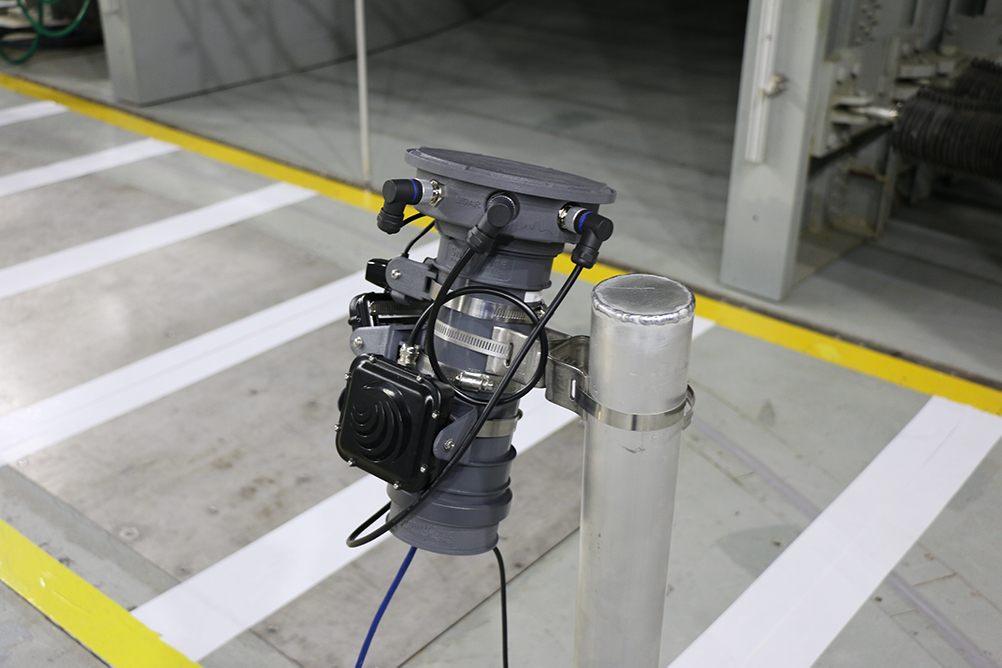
[0,242,438,465]
[129,317,716,661]
[0,101,67,128]
[129,388,580,661]
[0,183,315,300]
[132,474,393,660]
[0,277,366,463]
[0,138,178,198]
[692,315,715,339]
[669,396,1002,668]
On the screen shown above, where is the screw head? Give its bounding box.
[392,482,401,490]
[352,336,364,349]
[419,465,428,473]
[347,457,356,466]
[333,424,341,432]
[431,411,440,419]
[390,269,402,280]
[344,372,351,380]
[444,439,455,451]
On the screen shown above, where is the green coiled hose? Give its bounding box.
[0,0,94,64]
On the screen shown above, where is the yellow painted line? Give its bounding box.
[3,72,999,416]
[695,297,1002,416]
[0,72,382,211]
[0,519,200,667]
[555,257,1002,416]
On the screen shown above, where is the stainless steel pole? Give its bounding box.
[574,274,694,668]
[354,0,372,187]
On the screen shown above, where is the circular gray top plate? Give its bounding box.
[593,274,694,325]
[405,147,616,204]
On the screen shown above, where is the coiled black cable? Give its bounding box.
[418,285,548,406]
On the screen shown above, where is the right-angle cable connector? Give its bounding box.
[376,179,439,234]
[562,206,614,268]
[466,193,517,254]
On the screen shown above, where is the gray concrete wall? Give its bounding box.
[98,0,506,105]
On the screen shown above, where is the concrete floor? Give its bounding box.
[1,86,1001,667]
[2,1,1002,666]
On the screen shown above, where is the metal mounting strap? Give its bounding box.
[572,383,695,432]
[442,294,540,324]
[477,411,522,438]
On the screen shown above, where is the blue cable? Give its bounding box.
[355,546,418,668]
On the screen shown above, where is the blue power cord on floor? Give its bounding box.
[355,545,418,668]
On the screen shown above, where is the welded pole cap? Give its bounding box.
[592,274,695,326]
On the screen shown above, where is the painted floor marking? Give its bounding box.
[3,72,1000,416]
[0,243,436,465]
[0,72,383,212]
[0,100,66,128]
[690,416,1000,668]
[0,138,178,198]
[0,518,201,668]
[0,182,315,300]
[132,474,392,661]
[3,70,1001,416]
[4,71,1001,667]
[0,237,702,466]
[129,322,715,661]
[128,394,569,661]
[669,396,1002,668]
[691,315,716,340]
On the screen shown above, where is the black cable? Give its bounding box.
[405,246,477,348]
[493,546,509,668]
[422,285,549,406]
[349,501,393,544]
[348,264,583,548]
[400,215,431,257]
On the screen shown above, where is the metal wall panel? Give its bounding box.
[98,0,504,105]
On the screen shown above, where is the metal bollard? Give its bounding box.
[573,274,694,668]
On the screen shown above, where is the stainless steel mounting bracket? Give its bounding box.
[544,330,694,432]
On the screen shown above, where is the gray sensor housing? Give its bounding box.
[383,148,615,555]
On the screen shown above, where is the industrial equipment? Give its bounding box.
[722,0,1002,300]
[337,147,615,555]
[337,149,698,667]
